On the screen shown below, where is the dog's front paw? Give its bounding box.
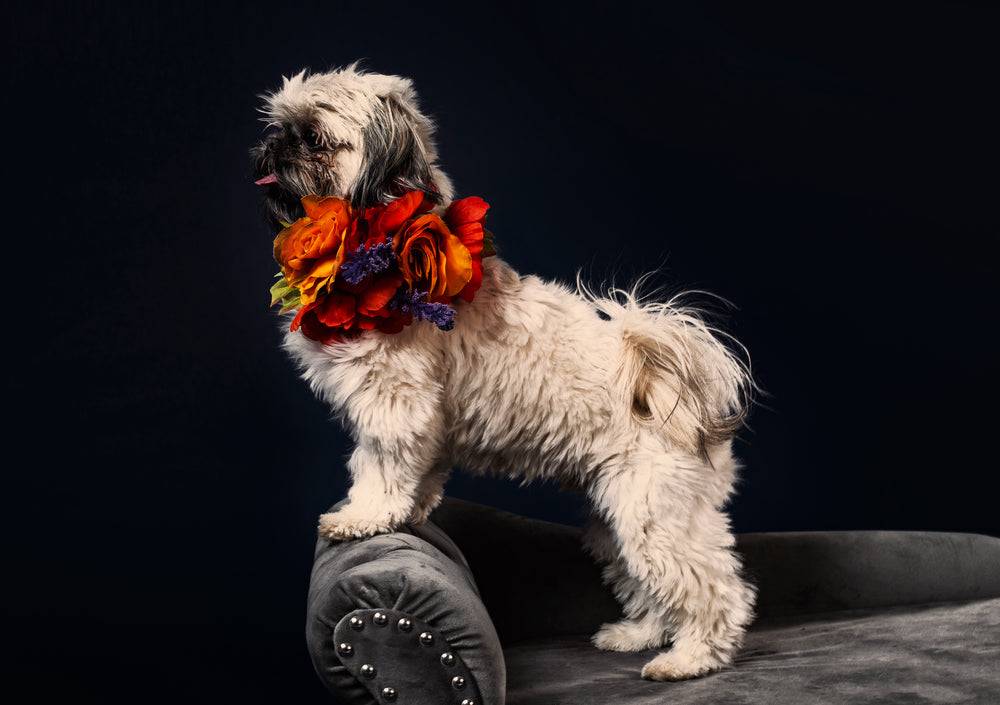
[640,646,725,681]
[318,509,397,541]
[593,619,667,652]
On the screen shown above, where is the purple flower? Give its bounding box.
[340,240,397,285]
[390,289,457,331]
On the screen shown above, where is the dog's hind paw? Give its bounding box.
[592,619,667,652]
[640,647,726,681]
[318,509,396,541]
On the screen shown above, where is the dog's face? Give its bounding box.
[252,65,452,231]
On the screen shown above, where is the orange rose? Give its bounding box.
[393,213,473,301]
[273,195,356,306]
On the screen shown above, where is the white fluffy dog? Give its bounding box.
[253,64,756,681]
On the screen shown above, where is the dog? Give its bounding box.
[252,64,756,681]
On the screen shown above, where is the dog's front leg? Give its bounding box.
[306,340,452,541]
[318,435,443,540]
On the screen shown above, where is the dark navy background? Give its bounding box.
[8,2,998,702]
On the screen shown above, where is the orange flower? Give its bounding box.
[272,189,495,342]
[393,213,474,301]
[273,196,356,306]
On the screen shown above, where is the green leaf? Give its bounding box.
[269,276,296,307]
[278,296,301,314]
[482,228,497,258]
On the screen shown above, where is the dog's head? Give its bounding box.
[251,64,453,230]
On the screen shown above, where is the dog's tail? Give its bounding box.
[580,275,755,458]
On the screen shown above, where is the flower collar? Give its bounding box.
[270,191,495,342]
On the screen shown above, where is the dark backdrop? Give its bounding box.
[8,1,998,702]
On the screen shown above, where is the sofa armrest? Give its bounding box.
[738,530,1000,618]
[306,502,505,705]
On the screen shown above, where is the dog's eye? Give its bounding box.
[303,128,323,150]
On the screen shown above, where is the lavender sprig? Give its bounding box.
[340,240,397,285]
[390,289,457,331]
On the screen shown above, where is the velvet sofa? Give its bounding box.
[306,498,1000,704]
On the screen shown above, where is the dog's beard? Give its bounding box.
[251,142,346,230]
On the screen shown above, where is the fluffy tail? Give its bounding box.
[580,275,754,458]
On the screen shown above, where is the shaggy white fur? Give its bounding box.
[254,65,756,681]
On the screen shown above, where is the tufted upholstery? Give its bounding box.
[307,499,504,704]
[306,498,1000,704]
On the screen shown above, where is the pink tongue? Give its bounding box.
[255,173,278,186]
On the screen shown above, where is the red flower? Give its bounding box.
[275,190,495,342]
[364,190,433,242]
[290,270,411,341]
[444,197,493,303]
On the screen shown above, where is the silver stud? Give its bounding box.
[360,664,377,679]
[440,652,455,666]
[381,686,397,701]
[337,642,353,657]
[451,675,466,690]
[397,617,412,632]
[461,700,476,705]
[372,611,388,626]
[349,616,364,631]
[419,631,434,646]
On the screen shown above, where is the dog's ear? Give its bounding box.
[351,88,442,210]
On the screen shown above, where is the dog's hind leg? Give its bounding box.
[589,441,755,680]
[585,519,672,651]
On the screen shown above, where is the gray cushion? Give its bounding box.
[504,598,1000,704]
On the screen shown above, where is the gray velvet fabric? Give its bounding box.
[429,498,622,643]
[431,499,1000,626]
[332,608,483,705]
[738,530,1000,617]
[307,501,505,705]
[307,498,1000,704]
[504,598,1000,704]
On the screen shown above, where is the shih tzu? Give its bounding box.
[252,64,756,681]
